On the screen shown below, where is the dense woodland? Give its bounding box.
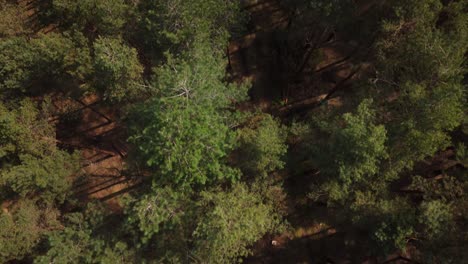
[0,0,467,263]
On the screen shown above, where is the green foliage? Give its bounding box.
[126,186,189,243]
[36,219,93,263]
[38,227,98,263]
[376,0,467,77]
[93,37,143,101]
[36,205,136,264]
[0,200,61,262]
[237,114,288,177]
[310,99,387,202]
[303,0,467,250]
[456,142,467,162]
[0,37,38,93]
[0,33,92,96]
[405,173,466,261]
[0,0,31,37]
[0,100,55,159]
[332,99,387,185]
[390,81,463,141]
[280,0,466,259]
[128,40,246,187]
[0,0,466,261]
[192,183,284,263]
[2,152,80,203]
[0,202,41,262]
[45,0,133,34]
[372,215,414,254]
[351,194,417,255]
[373,0,467,178]
[36,222,133,264]
[419,200,452,238]
[0,99,80,203]
[124,180,286,263]
[410,175,464,201]
[137,0,244,59]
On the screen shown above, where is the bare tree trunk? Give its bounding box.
[295,28,330,74]
[320,66,362,103]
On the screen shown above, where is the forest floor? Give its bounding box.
[51,93,140,212]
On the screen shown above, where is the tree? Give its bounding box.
[331,100,387,186]
[336,191,417,256]
[136,0,245,61]
[93,37,144,101]
[308,99,387,202]
[237,114,288,177]
[0,200,61,262]
[36,210,136,264]
[408,174,467,263]
[0,32,92,98]
[192,183,285,263]
[127,39,247,187]
[419,200,453,239]
[125,182,285,263]
[39,0,134,35]
[0,0,31,37]
[302,1,467,257]
[125,186,190,244]
[0,37,40,93]
[371,0,467,178]
[0,99,80,203]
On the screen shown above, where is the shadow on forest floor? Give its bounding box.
[50,92,140,211]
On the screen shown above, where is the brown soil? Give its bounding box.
[229,0,360,117]
[51,93,139,211]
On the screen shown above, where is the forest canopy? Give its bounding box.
[0,0,466,263]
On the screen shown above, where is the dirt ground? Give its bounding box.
[51,93,138,211]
